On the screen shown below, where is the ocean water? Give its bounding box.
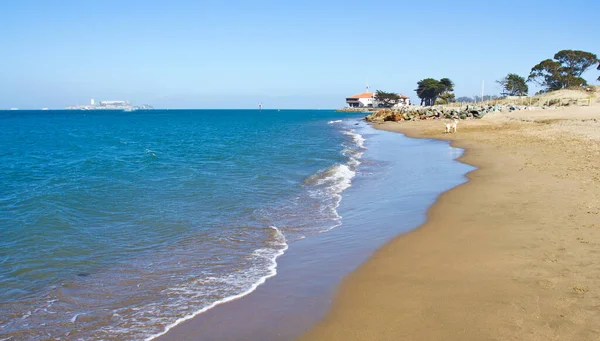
[154,122,474,341]
[0,109,367,340]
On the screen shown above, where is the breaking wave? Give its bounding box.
[145,226,287,340]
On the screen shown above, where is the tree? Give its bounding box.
[374,90,401,107]
[440,78,454,92]
[597,62,600,81]
[437,78,456,104]
[415,78,451,106]
[554,50,598,77]
[496,73,529,96]
[437,93,456,104]
[528,50,599,91]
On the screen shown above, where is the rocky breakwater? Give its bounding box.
[365,104,551,122]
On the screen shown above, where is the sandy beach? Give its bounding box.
[300,104,600,340]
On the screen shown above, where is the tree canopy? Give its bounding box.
[496,73,528,96]
[374,90,401,107]
[598,62,600,81]
[437,78,456,104]
[528,50,598,91]
[415,78,454,106]
[440,78,454,92]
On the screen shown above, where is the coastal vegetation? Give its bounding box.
[528,50,599,92]
[496,74,528,96]
[437,78,456,104]
[362,87,600,122]
[342,50,598,112]
[408,50,598,106]
[374,90,401,107]
[415,78,455,106]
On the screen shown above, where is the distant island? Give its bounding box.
[66,99,153,111]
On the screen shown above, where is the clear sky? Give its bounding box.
[1,0,599,109]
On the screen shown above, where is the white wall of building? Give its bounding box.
[359,97,374,107]
[347,94,411,108]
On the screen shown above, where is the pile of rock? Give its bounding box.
[365,104,550,122]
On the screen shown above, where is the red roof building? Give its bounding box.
[346,90,410,108]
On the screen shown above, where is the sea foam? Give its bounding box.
[145,226,288,341]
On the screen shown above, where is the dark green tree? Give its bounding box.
[528,50,598,91]
[440,78,454,92]
[437,93,456,104]
[496,73,529,96]
[554,50,598,77]
[597,62,600,81]
[374,90,401,107]
[415,78,446,106]
[437,78,456,104]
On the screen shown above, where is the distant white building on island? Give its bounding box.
[66,99,153,111]
[346,87,410,108]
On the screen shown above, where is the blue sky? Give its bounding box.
[1,0,599,109]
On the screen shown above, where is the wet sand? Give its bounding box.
[153,121,472,341]
[300,105,600,340]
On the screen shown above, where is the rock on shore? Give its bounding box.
[364,104,553,122]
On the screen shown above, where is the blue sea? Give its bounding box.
[0,109,371,340]
[0,109,473,341]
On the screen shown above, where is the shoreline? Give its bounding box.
[300,106,600,340]
[152,120,472,341]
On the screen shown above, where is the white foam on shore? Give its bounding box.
[147,121,365,340]
[303,123,367,234]
[343,130,365,149]
[312,164,354,188]
[310,164,351,234]
[144,226,288,341]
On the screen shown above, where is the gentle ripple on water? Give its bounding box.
[0,109,365,340]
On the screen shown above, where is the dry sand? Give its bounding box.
[299,105,600,341]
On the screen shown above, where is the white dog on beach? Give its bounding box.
[445,118,459,133]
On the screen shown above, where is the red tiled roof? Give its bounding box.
[348,92,409,99]
[347,92,374,99]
